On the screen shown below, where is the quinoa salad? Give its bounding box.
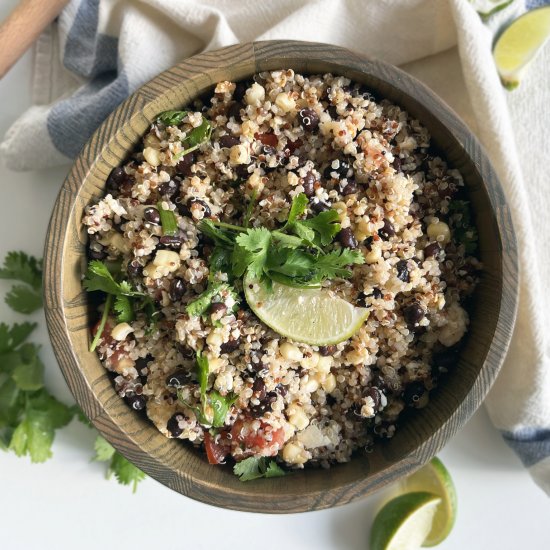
[83,71,480,475]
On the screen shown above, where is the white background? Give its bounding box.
[0,2,548,548]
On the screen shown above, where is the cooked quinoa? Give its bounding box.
[83,71,480,470]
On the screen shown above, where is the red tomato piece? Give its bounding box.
[230,418,285,458]
[204,431,230,465]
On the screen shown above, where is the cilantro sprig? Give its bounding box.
[199,193,364,288]
[0,322,74,461]
[156,110,188,126]
[233,456,286,481]
[448,200,478,254]
[0,252,43,314]
[83,260,156,351]
[175,117,213,159]
[177,351,237,428]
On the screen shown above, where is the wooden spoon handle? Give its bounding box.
[0,0,69,79]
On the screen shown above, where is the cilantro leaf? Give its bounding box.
[233,228,271,278]
[449,200,478,254]
[284,193,309,227]
[0,322,36,354]
[298,210,341,246]
[7,389,73,463]
[93,435,116,462]
[185,119,212,148]
[108,451,146,493]
[94,435,147,492]
[199,220,235,247]
[83,260,123,295]
[156,110,187,126]
[0,251,42,290]
[265,249,315,279]
[5,285,43,314]
[11,343,44,391]
[186,282,238,318]
[209,391,238,428]
[233,456,286,481]
[209,246,234,277]
[114,294,134,323]
[308,249,365,282]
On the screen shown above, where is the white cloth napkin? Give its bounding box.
[2,0,549,494]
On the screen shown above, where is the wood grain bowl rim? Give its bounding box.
[43,41,519,513]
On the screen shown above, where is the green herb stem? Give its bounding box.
[156,202,178,236]
[243,191,257,229]
[209,220,247,233]
[90,294,114,352]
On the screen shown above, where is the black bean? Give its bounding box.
[127,260,143,278]
[233,81,248,102]
[219,134,240,148]
[338,227,358,249]
[159,179,179,198]
[167,414,184,437]
[135,355,152,377]
[403,381,426,408]
[302,172,316,197]
[106,167,127,189]
[298,108,320,131]
[210,302,227,316]
[250,391,278,418]
[324,159,351,179]
[169,278,185,302]
[276,384,288,397]
[177,345,195,360]
[396,260,410,282]
[221,338,241,354]
[125,394,146,411]
[372,288,383,299]
[252,378,266,400]
[188,198,211,219]
[159,235,183,249]
[227,101,242,122]
[424,242,442,260]
[392,156,402,172]
[403,302,425,326]
[166,370,191,389]
[327,105,338,119]
[310,200,331,213]
[143,207,160,225]
[175,152,196,177]
[341,179,358,195]
[234,163,252,180]
[378,219,395,240]
[319,345,336,356]
[364,387,381,412]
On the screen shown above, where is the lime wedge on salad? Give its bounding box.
[370,492,442,550]
[493,6,550,90]
[243,275,369,345]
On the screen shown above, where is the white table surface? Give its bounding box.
[0,4,548,549]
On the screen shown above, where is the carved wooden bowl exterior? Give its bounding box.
[43,41,518,513]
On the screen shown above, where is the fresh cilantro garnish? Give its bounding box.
[175,117,213,159]
[448,200,478,254]
[156,110,188,126]
[156,201,178,236]
[83,260,156,350]
[243,190,258,229]
[0,321,74,461]
[93,435,146,493]
[186,281,239,319]
[233,456,286,481]
[0,251,43,314]
[178,352,237,428]
[196,193,363,290]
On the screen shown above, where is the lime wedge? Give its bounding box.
[370,492,442,550]
[243,275,369,345]
[397,457,457,547]
[493,6,550,89]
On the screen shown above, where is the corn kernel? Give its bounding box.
[427,221,451,244]
[143,146,160,167]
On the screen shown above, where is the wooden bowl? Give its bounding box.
[44,41,518,513]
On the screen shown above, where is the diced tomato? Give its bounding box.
[230,418,285,458]
[204,431,231,465]
[254,132,278,147]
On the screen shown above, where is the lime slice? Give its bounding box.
[370,492,442,550]
[493,6,550,90]
[243,275,369,345]
[397,457,457,547]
